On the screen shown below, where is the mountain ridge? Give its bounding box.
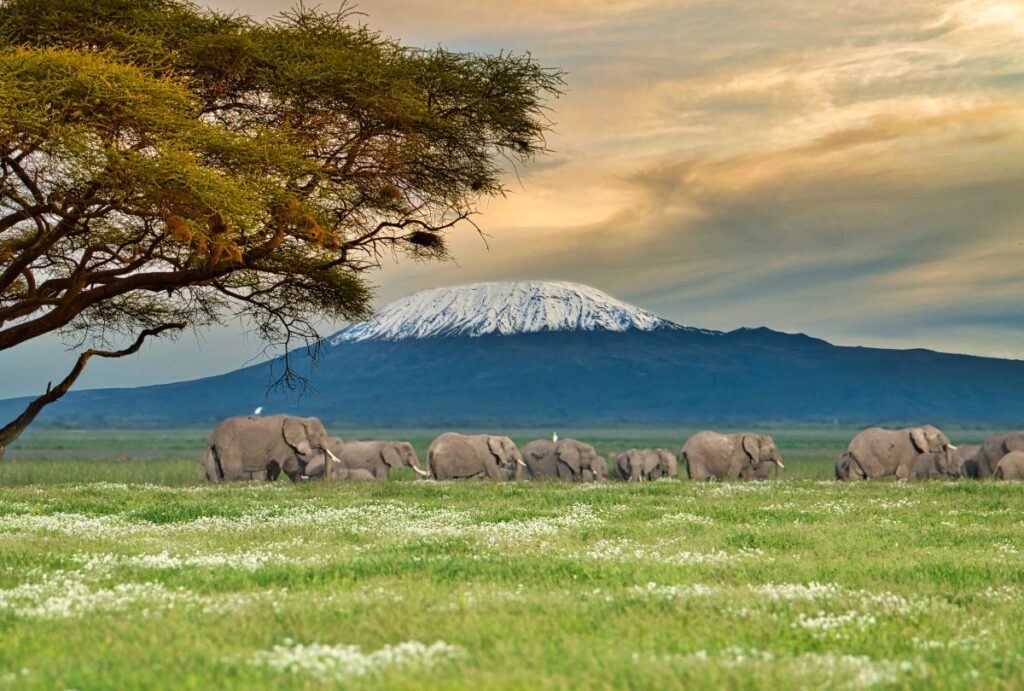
[2,280,1023,427]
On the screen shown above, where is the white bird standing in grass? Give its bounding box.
[552,431,558,442]
[253,406,263,416]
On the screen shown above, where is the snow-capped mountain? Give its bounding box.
[331,281,712,343]
[6,280,1024,427]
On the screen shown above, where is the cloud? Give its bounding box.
[8,0,1024,396]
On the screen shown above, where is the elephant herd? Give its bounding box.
[201,415,1024,484]
[835,425,1024,481]
[201,416,784,483]
[202,415,430,483]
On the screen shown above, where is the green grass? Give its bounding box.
[0,428,1020,689]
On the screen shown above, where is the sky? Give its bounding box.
[3,0,1024,397]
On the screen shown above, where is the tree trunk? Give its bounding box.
[0,323,184,457]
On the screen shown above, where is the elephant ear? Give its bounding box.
[1004,432,1024,453]
[556,443,582,478]
[381,444,402,467]
[282,417,312,456]
[487,436,505,462]
[909,428,929,453]
[741,435,760,462]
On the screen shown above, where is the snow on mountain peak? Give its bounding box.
[330,280,696,343]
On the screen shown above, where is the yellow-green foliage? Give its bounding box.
[0,0,563,365]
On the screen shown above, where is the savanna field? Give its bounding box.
[1,428,1022,689]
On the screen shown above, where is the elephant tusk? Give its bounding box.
[411,465,430,477]
[947,444,958,451]
[775,460,785,468]
[516,458,527,467]
[325,448,342,464]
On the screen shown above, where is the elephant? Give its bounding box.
[682,432,784,481]
[975,433,1024,478]
[521,440,558,479]
[842,425,954,480]
[994,451,1024,480]
[835,454,860,481]
[203,415,338,483]
[304,438,429,480]
[326,465,377,481]
[908,447,961,481]
[615,448,678,482]
[954,444,981,479]
[588,455,610,483]
[427,433,525,480]
[521,439,607,481]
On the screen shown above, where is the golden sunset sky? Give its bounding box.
[5,0,1024,394]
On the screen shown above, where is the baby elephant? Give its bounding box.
[994,451,1024,481]
[615,448,678,482]
[521,439,607,481]
[908,448,961,481]
[325,465,376,481]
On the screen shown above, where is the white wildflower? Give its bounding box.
[245,640,464,681]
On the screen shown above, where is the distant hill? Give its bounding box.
[2,280,1023,427]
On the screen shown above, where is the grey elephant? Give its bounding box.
[954,444,981,478]
[521,439,607,481]
[304,438,429,480]
[326,464,377,481]
[303,450,377,481]
[587,455,610,482]
[836,450,861,481]
[682,432,784,481]
[616,448,678,482]
[203,415,339,483]
[908,447,961,481]
[427,433,526,480]
[975,432,1024,478]
[994,451,1024,480]
[842,425,954,480]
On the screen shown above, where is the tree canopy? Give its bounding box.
[0,0,564,452]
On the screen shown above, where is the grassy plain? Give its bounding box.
[0,427,1021,689]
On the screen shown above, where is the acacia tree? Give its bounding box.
[0,0,563,455]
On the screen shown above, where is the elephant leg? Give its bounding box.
[267,460,282,481]
[203,449,221,483]
[205,447,227,483]
[894,457,914,481]
[846,453,870,480]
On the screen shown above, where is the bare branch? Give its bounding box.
[0,322,186,458]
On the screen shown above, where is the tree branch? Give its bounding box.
[0,322,186,458]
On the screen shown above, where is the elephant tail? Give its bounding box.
[203,446,225,483]
[682,450,693,480]
[995,464,1005,480]
[425,447,439,480]
[840,451,868,480]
